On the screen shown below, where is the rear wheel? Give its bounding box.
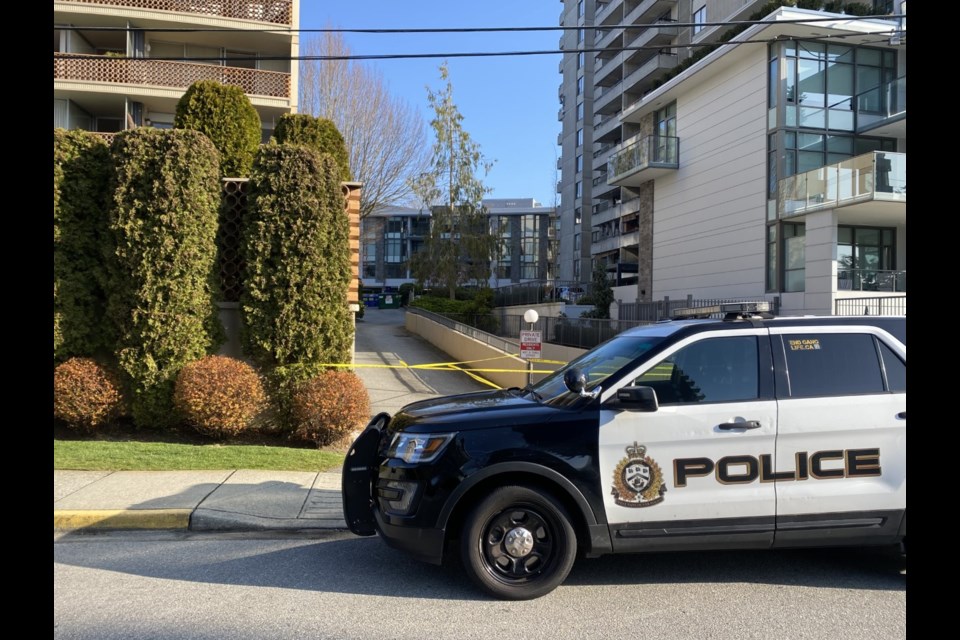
[460,485,577,600]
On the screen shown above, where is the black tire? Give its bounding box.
[460,485,577,600]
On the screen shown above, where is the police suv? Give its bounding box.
[342,304,906,600]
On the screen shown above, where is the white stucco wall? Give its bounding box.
[652,46,769,301]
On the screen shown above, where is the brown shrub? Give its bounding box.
[54,358,123,431]
[290,370,370,447]
[173,356,266,438]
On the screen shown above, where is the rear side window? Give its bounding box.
[783,333,884,398]
[878,340,906,392]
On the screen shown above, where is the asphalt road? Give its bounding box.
[54,530,906,640]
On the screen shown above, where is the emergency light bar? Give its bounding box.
[671,301,772,320]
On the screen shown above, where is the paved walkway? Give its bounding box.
[54,308,490,533]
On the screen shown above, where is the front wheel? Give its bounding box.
[460,486,577,600]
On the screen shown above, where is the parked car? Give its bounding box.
[342,303,906,599]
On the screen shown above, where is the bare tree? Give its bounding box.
[300,29,429,218]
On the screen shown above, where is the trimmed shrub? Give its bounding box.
[241,144,354,370]
[174,80,261,177]
[54,358,124,431]
[54,129,112,361]
[106,128,224,428]
[173,356,266,438]
[290,370,370,447]
[272,113,352,181]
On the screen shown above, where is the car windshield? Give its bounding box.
[531,335,664,406]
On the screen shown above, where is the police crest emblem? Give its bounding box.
[612,442,666,507]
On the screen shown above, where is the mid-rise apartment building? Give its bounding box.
[557,0,905,315]
[360,199,557,292]
[54,0,299,141]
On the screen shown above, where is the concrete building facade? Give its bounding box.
[54,0,299,141]
[557,0,905,315]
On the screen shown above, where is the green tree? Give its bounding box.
[582,262,614,319]
[173,80,261,177]
[408,63,495,300]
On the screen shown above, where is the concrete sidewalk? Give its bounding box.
[54,308,492,533]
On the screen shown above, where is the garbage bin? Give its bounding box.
[378,293,400,309]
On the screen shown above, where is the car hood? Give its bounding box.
[388,389,560,432]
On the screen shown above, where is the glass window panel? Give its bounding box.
[799,42,825,60]
[878,341,906,393]
[798,151,823,173]
[798,59,825,106]
[799,107,826,128]
[858,48,881,66]
[838,226,852,244]
[785,59,797,103]
[827,63,853,110]
[828,44,854,63]
[784,333,885,398]
[797,133,823,151]
[828,110,854,131]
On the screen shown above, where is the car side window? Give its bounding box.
[782,333,885,398]
[633,336,759,404]
[877,340,906,392]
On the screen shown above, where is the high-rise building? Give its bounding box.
[54,0,299,141]
[557,0,905,314]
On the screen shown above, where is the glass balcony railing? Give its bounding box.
[857,75,906,132]
[779,151,905,218]
[837,269,906,293]
[607,135,679,183]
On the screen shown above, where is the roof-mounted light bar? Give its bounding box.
[671,301,772,321]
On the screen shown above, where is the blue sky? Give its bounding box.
[299,1,562,208]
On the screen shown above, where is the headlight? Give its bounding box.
[386,432,456,464]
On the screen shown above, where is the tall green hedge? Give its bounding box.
[241,143,353,372]
[174,80,261,178]
[54,129,111,361]
[272,113,352,181]
[106,128,223,427]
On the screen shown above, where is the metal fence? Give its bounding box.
[834,296,906,316]
[618,295,781,322]
[493,280,598,307]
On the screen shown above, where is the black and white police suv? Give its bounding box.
[342,303,906,600]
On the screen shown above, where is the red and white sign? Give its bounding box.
[520,330,542,360]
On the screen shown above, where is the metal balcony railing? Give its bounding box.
[837,269,906,293]
[60,0,294,25]
[54,52,291,99]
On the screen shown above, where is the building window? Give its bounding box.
[654,102,677,163]
[693,6,706,35]
[577,0,584,19]
[575,181,582,199]
[766,224,777,292]
[576,128,583,147]
[578,28,584,43]
[577,51,584,70]
[837,226,896,290]
[577,102,584,121]
[577,76,584,95]
[575,154,583,173]
[783,222,805,292]
[574,207,582,225]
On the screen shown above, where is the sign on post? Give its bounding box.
[520,330,542,360]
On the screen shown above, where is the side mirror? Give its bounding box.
[615,386,659,412]
[563,368,587,394]
[563,368,601,399]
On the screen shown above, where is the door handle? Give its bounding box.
[897,412,906,419]
[718,420,762,430]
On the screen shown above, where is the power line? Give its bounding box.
[54,15,900,34]
[53,35,899,63]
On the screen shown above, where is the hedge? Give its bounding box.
[241,143,353,371]
[106,128,223,428]
[174,80,262,178]
[272,113,352,181]
[54,129,111,361]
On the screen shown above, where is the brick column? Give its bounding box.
[343,182,362,364]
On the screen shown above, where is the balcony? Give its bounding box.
[622,52,677,97]
[597,0,623,27]
[857,75,906,137]
[593,80,622,114]
[837,269,906,293]
[591,229,640,255]
[54,53,291,99]
[778,151,906,220]
[593,111,622,143]
[595,26,622,52]
[624,20,679,66]
[594,51,624,86]
[59,0,294,25]
[607,135,679,186]
[592,196,640,227]
[624,0,677,26]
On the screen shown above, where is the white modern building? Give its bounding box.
[54,0,299,140]
[557,0,905,315]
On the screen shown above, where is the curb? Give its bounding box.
[54,509,192,531]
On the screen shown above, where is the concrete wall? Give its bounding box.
[652,45,768,300]
[406,313,588,388]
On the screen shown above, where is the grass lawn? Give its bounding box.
[54,431,347,472]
